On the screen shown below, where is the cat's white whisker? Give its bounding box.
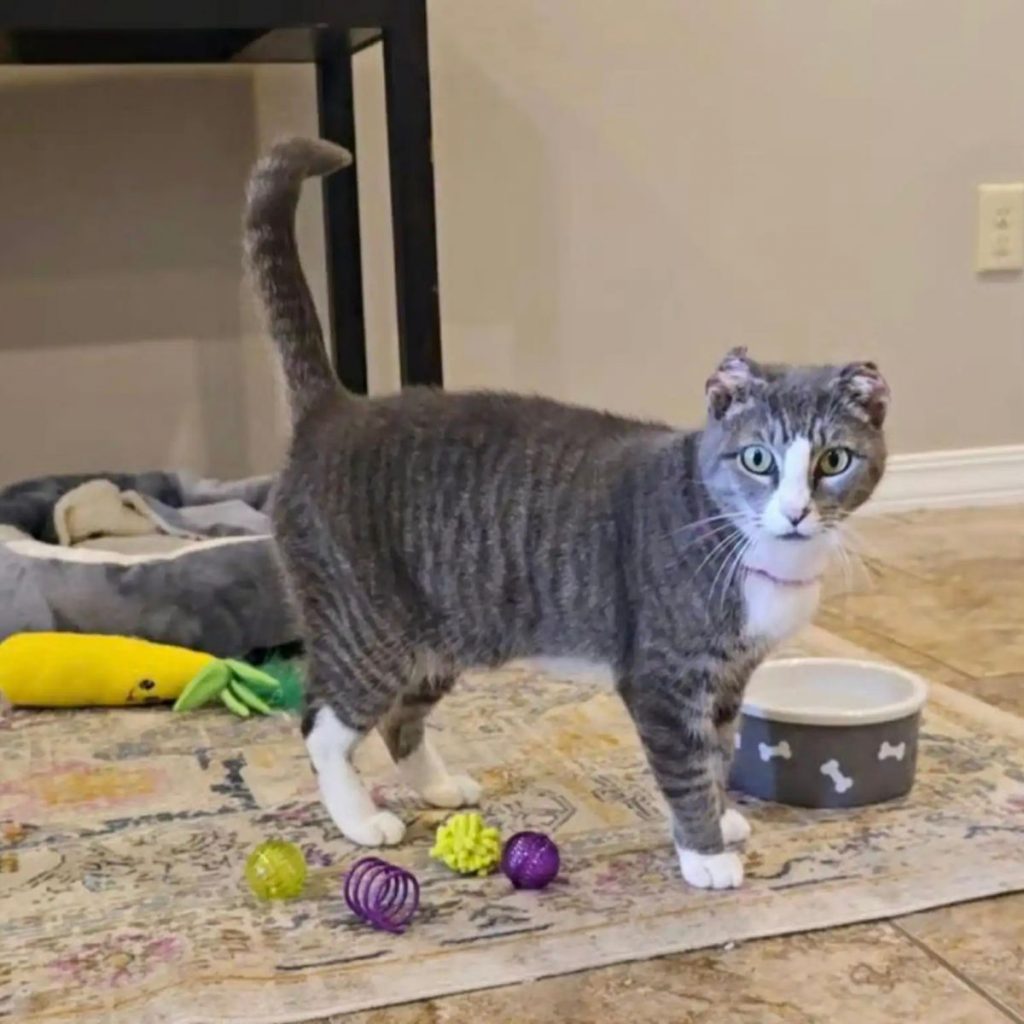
[667,520,737,557]
[831,525,877,594]
[707,532,746,609]
[665,512,741,545]
[720,535,754,611]
[689,526,745,582]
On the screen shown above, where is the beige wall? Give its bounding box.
[413,0,1024,452]
[2,1,1023,484]
[0,65,320,483]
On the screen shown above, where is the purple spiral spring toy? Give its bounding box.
[344,857,420,933]
[500,831,560,890]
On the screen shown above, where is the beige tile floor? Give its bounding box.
[319,506,1024,1024]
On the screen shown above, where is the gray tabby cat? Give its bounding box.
[244,138,889,890]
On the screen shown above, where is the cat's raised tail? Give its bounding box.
[244,138,353,420]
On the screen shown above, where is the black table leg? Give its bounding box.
[383,0,443,387]
[317,31,369,394]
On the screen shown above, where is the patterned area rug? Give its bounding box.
[4,626,1024,1024]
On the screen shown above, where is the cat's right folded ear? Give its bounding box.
[706,347,754,420]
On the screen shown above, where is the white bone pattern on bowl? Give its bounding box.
[758,740,792,762]
[820,759,854,793]
[878,741,906,761]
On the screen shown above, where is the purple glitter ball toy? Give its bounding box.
[344,857,420,933]
[500,831,560,890]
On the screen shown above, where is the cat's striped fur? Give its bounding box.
[244,138,889,888]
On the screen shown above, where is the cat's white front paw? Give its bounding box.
[720,808,752,845]
[343,810,407,848]
[677,848,744,890]
[419,773,482,809]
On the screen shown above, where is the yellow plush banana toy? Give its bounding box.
[0,633,296,716]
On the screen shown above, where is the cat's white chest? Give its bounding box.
[742,574,821,644]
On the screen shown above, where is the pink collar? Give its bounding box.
[744,566,822,588]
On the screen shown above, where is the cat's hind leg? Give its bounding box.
[378,658,481,809]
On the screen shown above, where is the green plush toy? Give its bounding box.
[173,656,303,717]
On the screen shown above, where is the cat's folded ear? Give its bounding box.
[706,347,756,420]
[835,361,890,428]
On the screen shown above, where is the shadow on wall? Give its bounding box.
[0,68,258,480]
[430,47,563,393]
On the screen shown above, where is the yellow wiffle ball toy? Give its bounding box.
[245,839,308,900]
[430,812,501,876]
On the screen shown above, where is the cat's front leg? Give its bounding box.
[713,700,752,846]
[619,673,744,890]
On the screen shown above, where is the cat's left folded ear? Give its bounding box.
[836,361,890,428]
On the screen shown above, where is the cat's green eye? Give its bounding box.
[818,447,853,477]
[738,444,775,476]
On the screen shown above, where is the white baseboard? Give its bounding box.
[866,445,1024,514]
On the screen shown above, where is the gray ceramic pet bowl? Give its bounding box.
[730,658,928,808]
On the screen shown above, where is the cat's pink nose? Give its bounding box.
[784,505,811,526]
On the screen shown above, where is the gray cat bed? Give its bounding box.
[0,471,296,657]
